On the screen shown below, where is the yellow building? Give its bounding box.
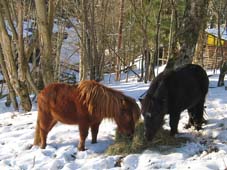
[200,28,227,69]
[207,34,225,46]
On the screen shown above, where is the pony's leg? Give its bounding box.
[185,108,196,129]
[40,120,57,149]
[40,128,48,149]
[193,100,205,131]
[169,112,180,136]
[78,124,89,151]
[91,121,101,144]
[33,119,41,146]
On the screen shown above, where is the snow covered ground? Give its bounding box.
[1,72,227,170]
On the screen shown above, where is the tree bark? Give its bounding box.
[115,0,125,81]
[218,62,227,86]
[35,0,55,85]
[78,0,91,81]
[16,1,32,111]
[0,47,18,110]
[0,1,32,111]
[89,0,96,80]
[165,0,209,71]
[167,0,176,60]
[129,0,153,82]
[153,0,163,77]
[79,0,108,81]
[216,1,227,86]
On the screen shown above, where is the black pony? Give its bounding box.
[141,64,209,141]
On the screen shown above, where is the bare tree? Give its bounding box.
[35,0,55,85]
[0,47,18,110]
[153,0,164,77]
[115,0,125,81]
[129,0,154,83]
[0,0,32,111]
[211,0,227,86]
[65,0,114,81]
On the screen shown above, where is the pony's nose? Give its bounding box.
[127,133,133,138]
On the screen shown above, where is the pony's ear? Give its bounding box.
[122,97,136,106]
[146,112,152,118]
[121,99,129,111]
[121,99,126,107]
[153,81,167,99]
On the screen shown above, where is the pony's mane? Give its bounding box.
[123,95,141,123]
[142,71,169,112]
[78,80,129,119]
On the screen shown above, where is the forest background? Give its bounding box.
[0,0,226,111]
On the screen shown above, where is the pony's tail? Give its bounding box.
[33,118,41,146]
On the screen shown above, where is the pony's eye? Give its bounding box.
[121,109,128,114]
[146,112,152,118]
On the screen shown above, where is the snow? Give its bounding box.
[60,28,80,64]
[1,71,227,170]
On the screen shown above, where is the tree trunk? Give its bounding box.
[167,0,175,60]
[82,0,92,80]
[16,1,32,111]
[153,0,163,77]
[79,0,108,81]
[194,27,206,66]
[115,0,125,81]
[79,18,88,81]
[0,1,32,111]
[0,47,18,110]
[55,23,65,82]
[35,0,55,85]
[218,62,227,86]
[216,1,227,86]
[165,0,209,71]
[129,0,154,82]
[90,0,96,80]
[144,48,151,83]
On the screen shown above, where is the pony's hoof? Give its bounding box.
[91,141,97,144]
[78,148,85,151]
[184,124,192,129]
[78,146,86,151]
[170,130,178,136]
[40,144,47,149]
[195,126,202,131]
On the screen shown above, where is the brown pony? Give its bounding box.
[33,80,140,151]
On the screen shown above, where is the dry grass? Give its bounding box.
[106,120,189,155]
